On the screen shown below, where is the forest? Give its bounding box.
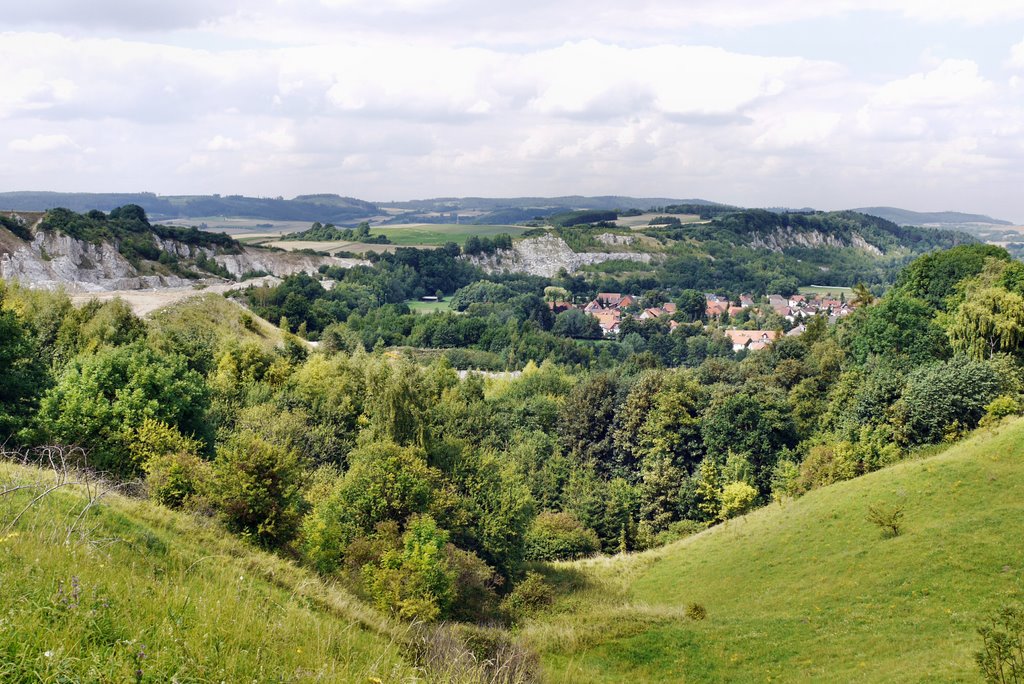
[3,233,1024,628]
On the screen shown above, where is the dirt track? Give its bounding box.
[68,276,281,316]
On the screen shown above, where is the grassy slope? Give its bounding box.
[0,462,415,682]
[147,293,286,349]
[528,419,1024,683]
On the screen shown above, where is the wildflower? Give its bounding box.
[44,650,54,658]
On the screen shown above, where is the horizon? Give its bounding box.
[3,2,1024,220]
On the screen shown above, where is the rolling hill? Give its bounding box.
[855,207,1014,227]
[525,418,1024,682]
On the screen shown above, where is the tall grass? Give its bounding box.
[0,455,540,683]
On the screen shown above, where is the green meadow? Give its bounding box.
[526,418,1024,683]
[372,223,529,246]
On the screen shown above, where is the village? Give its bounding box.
[550,290,860,351]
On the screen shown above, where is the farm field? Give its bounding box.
[372,223,530,245]
[527,418,1024,683]
[798,285,854,297]
[616,212,703,229]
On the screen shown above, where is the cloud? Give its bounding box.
[871,59,993,109]
[8,133,78,152]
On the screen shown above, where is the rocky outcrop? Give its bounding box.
[749,227,883,256]
[467,234,653,278]
[0,229,193,291]
[0,223,366,292]
[214,249,364,279]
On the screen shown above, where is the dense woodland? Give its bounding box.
[3,219,1024,625]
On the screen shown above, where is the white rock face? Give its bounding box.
[0,224,368,292]
[467,234,653,278]
[749,227,883,256]
[0,230,193,292]
[214,248,365,279]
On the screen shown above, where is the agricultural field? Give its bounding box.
[798,285,854,298]
[616,212,704,229]
[371,223,530,246]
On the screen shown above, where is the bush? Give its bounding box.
[976,604,1024,683]
[653,519,707,547]
[719,481,758,520]
[524,511,601,561]
[212,431,307,549]
[501,571,554,624]
[866,502,905,538]
[980,395,1023,428]
[133,418,212,509]
[686,602,708,621]
[363,515,455,622]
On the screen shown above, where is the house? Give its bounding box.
[639,307,666,320]
[728,305,744,317]
[786,324,806,337]
[596,292,623,307]
[548,300,575,314]
[706,300,729,318]
[724,329,781,352]
[618,295,637,308]
[739,294,755,308]
[662,302,677,314]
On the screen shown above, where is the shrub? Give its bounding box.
[145,450,213,510]
[866,502,905,538]
[363,515,455,622]
[134,418,212,509]
[976,604,1024,683]
[501,571,554,624]
[980,395,1023,428]
[686,602,708,621]
[524,511,601,561]
[719,481,758,520]
[212,431,307,549]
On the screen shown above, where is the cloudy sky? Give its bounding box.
[3,1,1024,220]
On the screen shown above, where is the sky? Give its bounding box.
[2,1,1024,220]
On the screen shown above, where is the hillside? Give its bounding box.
[526,419,1024,682]
[0,459,417,682]
[855,206,1014,227]
[0,192,378,224]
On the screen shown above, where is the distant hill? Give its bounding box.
[379,195,727,212]
[0,191,378,224]
[855,206,1014,227]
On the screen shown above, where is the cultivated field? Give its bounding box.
[373,223,530,246]
[616,212,703,229]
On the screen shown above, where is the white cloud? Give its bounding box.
[8,133,78,152]
[871,59,993,109]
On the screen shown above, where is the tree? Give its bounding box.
[895,244,1009,310]
[702,391,796,496]
[213,430,307,549]
[0,294,48,438]
[300,441,444,573]
[948,286,1024,360]
[851,283,875,307]
[843,294,949,365]
[899,357,1001,444]
[552,309,602,339]
[524,511,600,561]
[558,373,620,474]
[363,515,456,622]
[675,289,706,322]
[719,481,758,520]
[39,343,210,476]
